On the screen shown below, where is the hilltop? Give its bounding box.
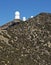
[0,12,51,65]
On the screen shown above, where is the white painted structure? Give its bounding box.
[14,11,34,21]
[31,16,33,18]
[15,11,20,19]
[23,17,26,21]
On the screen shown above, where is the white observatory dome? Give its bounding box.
[31,16,33,18]
[15,11,20,15]
[23,17,26,21]
[15,11,20,19]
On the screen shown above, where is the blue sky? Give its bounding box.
[0,0,51,26]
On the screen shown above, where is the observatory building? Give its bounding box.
[14,11,20,22]
[23,17,26,21]
[31,16,33,18]
[14,11,33,22]
[15,11,20,19]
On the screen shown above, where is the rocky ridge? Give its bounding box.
[0,13,51,65]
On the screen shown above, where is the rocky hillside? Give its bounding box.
[0,13,51,65]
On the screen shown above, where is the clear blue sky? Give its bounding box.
[0,0,51,26]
